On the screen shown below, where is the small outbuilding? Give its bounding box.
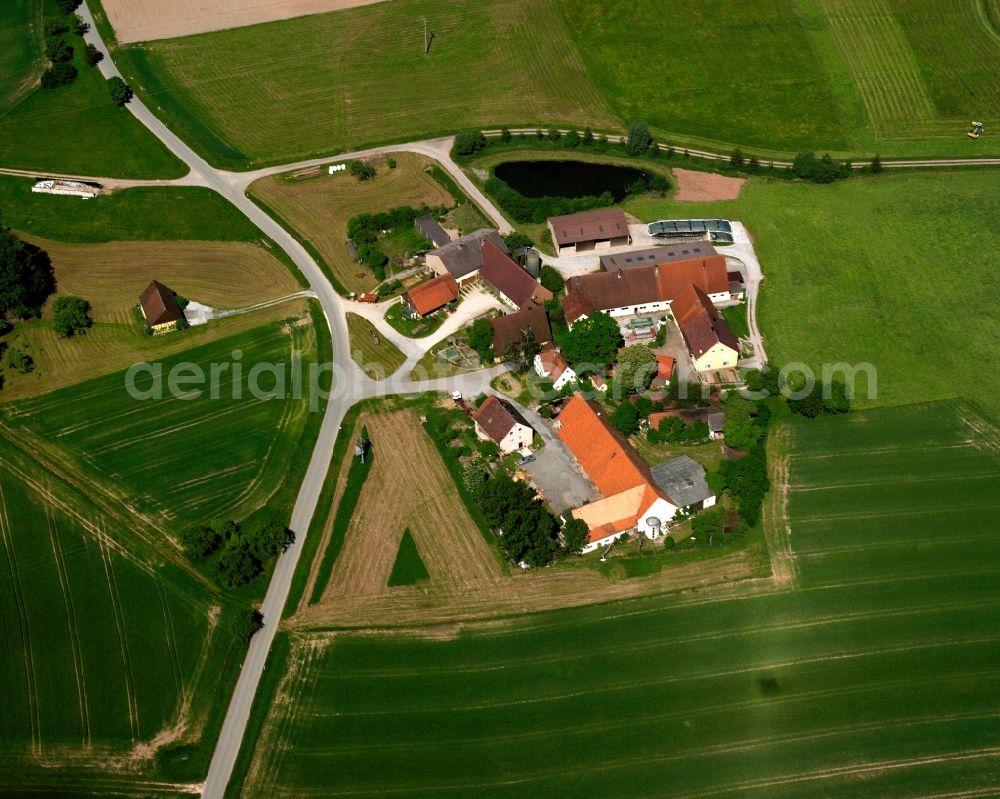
[415,215,452,249]
[650,455,716,512]
[401,274,459,317]
[139,280,184,333]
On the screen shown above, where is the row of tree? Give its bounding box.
[180,517,293,589]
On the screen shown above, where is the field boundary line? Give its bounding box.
[0,481,41,754]
[45,502,91,747]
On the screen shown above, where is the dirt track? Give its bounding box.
[103,0,390,43]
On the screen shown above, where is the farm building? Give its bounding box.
[647,218,732,241]
[139,280,185,333]
[547,208,630,255]
[650,456,716,512]
[653,354,675,386]
[534,345,576,390]
[599,241,719,272]
[472,396,535,454]
[479,240,553,310]
[708,412,726,440]
[671,284,740,372]
[490,300,552,358]
[401,274,459,318]
[415,215,452,249]
[648,408,712,429]
[555,395,681,552]
[727,270,746,301]
[425,229,509,285]
[562,254,730,325]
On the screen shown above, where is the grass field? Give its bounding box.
[346,313,406,379]
[1,237,302,399]
[0,433,245,794]
[626,169,1000,422]
[109,0,618,168]
[0,176,264,243]
[388,529,430,587]
[249,154,453,294]
[105,0,1000,163]
[0,0,184,178]
[237,401,1000,797]
[2,312,324,536]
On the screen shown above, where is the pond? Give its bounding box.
[493,160,650,201]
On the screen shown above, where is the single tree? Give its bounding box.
[748,155,760,173]
[730,149,745,169]
[561,518,589,555]
[107,76,133,107]
[230,607,264,642]
[870,153,883,174]
[467,318,494,363]
[547,126,561,142]
[500,127,512,143]
[52,295,92,337]
[180,523,222,559]
[561,311,621,367]
[248,519,292,561]
[3,346,34,375]
[45,36,74,63]
[609,400,640,437]
[454,129,486,156]
[41,62,77,88]
[73,13,88,35]
[626,120,652,156]
[582,127,594,145]
[215,544,261,588]
[564,130,580,148]
[349,160,376,181]
[502,231,532,251]
[84,43,103,66]
[56,0,81,12]
[0,219,56,318]
[615,344,657,394]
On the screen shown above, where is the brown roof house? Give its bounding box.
[479,240,553,309]
[401,274,459,317]
[139,280,185,333]
[547,208,630,254]
[671,284,740,372]
[472,396,535,454]
[425,229,509,284]
[490,300,552,360]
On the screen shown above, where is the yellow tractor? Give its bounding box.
[967,121,984,139]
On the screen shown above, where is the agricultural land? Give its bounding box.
[0,0,183,177]
[236,401,1000,797]
[99,0,1000,167]
[249,153,454,294]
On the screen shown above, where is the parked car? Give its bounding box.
[516,454,536,466]
[451,391,463,401]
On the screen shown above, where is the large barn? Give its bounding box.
[547,208,630,254]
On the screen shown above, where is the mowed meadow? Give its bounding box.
[112,0,617,167]
[237,401,1000,798]
[102,0,1000,164]
[627,168,1000,423]
[0,443,244,796]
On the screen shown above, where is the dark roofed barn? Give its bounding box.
[425,229,509,283]
[415,215,452,249]
[547,208,630,254]
[139,280,184,331]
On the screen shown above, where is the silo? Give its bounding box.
[524,249,542,278]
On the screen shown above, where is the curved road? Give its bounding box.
[50,7,1000,796]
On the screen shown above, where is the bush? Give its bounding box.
[72,13,88,35]
[3,346,34,374]
[791,151,851,184]
[386,157,396,169]
[52,295,93,338]
[503,231,533,251]
[626,120,652,156]
[454,129,486,156]
[180,524,223,559]
[44,18,70,36]
[547,126,561,142]
[610,401,640,436]
[540,264,564,294]
[55,0,81,12]
[231,608,264,643]
[41,62,77,89]
[215,544,261,588]
[467,318,494,363]
[45,35,74,63]
[349,160,376,181]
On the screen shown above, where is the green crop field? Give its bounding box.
[626,168,1000,422]
[235,401,1000,797]
[0,439,245,795]
[104,0,1000,165]
[109,0,618,168]
[2,314,325,534]
[0,1,183,178]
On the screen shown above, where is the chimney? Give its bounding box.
[617,268,623,280]
[575,275,581,289]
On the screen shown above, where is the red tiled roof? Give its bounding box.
[404,274,458,316]
[480,240,552,308]
[561,255,728,323]
[671,284,740,359]
[655,354,674,381]
[556,395,655,497]
[536,346,570,382]
[549,208,629,247]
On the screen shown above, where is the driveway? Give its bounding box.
[504,398,596,514]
